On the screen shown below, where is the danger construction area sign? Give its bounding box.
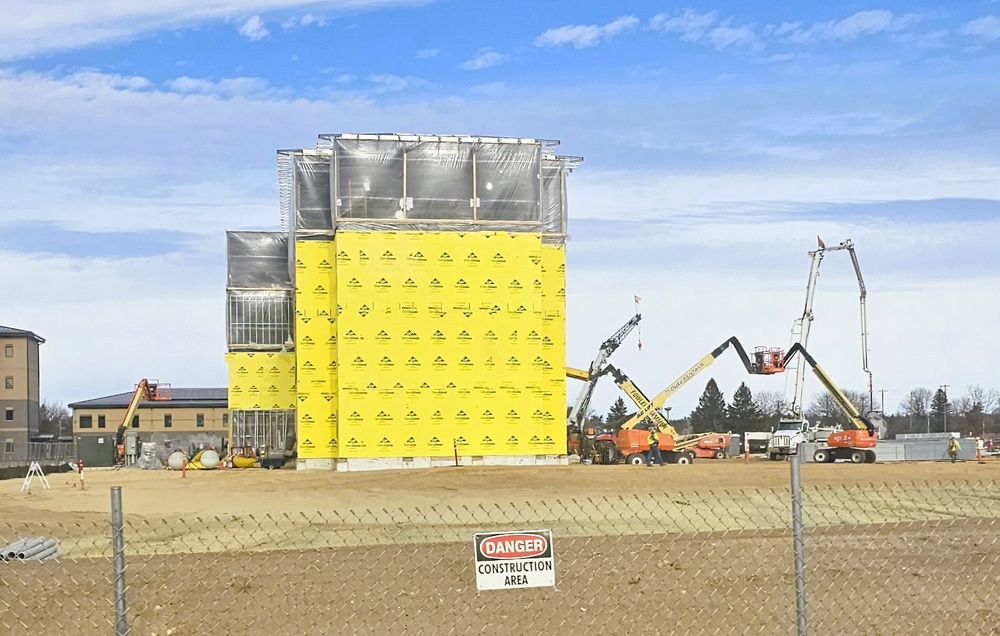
[473,530,555,591]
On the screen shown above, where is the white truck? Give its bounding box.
[766,418,839,460]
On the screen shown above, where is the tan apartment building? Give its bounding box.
[0,325,44,450]
[69,387,230,466]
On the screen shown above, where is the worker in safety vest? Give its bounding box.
[647,429,664,466]
[947,437,961,463]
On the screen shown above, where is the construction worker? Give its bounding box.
[947,437,961,463]
[647,428,664,466]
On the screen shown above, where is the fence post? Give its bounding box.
[790,451,808,636]
[111,486,129,636]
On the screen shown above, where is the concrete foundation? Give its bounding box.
[298,454,569,472]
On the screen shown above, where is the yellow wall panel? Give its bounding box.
[288,230,567,459]
[295,238,339,459]
[225,351,296,410]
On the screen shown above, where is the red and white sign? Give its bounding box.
[474,530,555,591]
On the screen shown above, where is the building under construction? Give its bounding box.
[225,133,581,470]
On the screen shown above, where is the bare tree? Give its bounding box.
[898,388,933,433]
[962,385,1000,437]
[753,390,784,415]
[805,389,867,428]
[752,390,784,429]
[39,400,72,437]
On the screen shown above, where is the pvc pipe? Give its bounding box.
[14,537,45,557]
[31,544,59,561]
[19,538,57,559]
[3,538,30,560]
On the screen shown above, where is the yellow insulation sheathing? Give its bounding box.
[225,351,297,410]
[295,239,339,459]
[328,231,565,458]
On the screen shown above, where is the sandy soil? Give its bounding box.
[4,456,996,523]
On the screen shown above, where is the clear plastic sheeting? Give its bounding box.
[282,134,579,241]
[231,409,296,454]
[333,136,541,222]
[226,232,292,289]
[277,151,294,233]
[541,159,569,236]
[294,152,333,232]
[227,289,294,349]
[334,138,403,219]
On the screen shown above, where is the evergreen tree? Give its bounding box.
[606,396,629,430]
[690,378,727,432]
[726,382,763,435]
[931,388,951,433]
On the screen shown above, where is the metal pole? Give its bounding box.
[790,451,808,636]
[111,486,129,636]
[941,385,950,433]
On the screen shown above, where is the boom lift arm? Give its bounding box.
[114,379,171,461]
[778,343,884,463]
[781,343,877,437]
[566,313,641,432]
[613,336,786,431]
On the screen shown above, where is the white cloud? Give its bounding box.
[0,0,435,60]
[890,30,949,49]
[367,73,409,92]
[281,13,329,29]
[534,16,639,49]
[460,48,510,70]
[786,10,920,44]
[238,15,269,40]
[962,16,1000,41]
[707,23,760,50]
[165,76,275,97]
[649,9,717,43]
[649,11,759,50]
[767,21,802,37]
[416,48,439,59]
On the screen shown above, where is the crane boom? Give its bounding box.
[787,237,872,417]
[566,313,641,431]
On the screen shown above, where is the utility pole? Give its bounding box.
[879,389,887,413]
[941,385,950,433]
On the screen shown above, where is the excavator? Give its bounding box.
[114,379,171,466]
[582,337,787,465]
[776,344,883,463]
[565,312,641,456]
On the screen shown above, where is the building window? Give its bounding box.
[3,439,12,453]
[223,413,229,427]
[80,415,93,429]
[4,377,12,390]
[196,414,205,428]
[164,414,172,428]
[4,408,12,422]
[131,415,139,428]
[4,345,12,357]
[98,415,106,429]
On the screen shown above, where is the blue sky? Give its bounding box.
[1,1,999,420]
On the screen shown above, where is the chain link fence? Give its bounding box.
[3,476,999,635]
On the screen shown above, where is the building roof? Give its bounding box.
[0,325,45,344]
[69,388,227,409]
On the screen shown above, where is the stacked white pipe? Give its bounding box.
[1,537,61,561]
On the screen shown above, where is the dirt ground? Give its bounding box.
[4,456,997,524]
[4,458,1000,635]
